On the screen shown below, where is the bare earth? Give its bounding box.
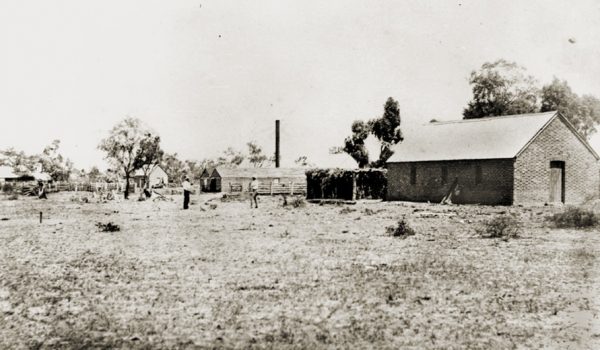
[0,192,599,349]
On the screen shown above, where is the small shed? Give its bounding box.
[209,167,307,195]
[133,165,169,188]
[386,111,600,205]
[199,168,217,192]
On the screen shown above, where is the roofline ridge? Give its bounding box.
[427,111,557,126]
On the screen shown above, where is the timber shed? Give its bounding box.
[386,111,600,205]
[209,167,307,194]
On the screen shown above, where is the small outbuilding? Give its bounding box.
[208,167,306,194]
[132,165,169,189]
[199,168,217,192]
[386,111,600,205]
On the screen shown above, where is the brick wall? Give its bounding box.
[514,117,600,204]
[387,159,514,205]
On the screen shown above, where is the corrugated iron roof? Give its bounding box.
[387,111,561,162]
[212,167,306,178]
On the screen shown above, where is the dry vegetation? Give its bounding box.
[1,192,599,349]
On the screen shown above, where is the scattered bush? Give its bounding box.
[290,197,306,208]
[7,193,19,200]
[385,218,416,238]
[548,207,599,229]
[477,215,520,240]
[2,183,14,193]
[340,207,356,214]
[96,222,120,232]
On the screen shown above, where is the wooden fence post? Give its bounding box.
[290,182,294,195]
[270,181,273,195]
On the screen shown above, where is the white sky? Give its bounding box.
[1,0,600,170]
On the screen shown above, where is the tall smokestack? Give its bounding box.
[275,120,280,168]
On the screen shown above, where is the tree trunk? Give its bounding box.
[124,174,130,199]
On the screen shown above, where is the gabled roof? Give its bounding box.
[134,165,167,177]
[212,167,306,178]
[387,111,599,162]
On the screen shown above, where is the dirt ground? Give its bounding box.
[0,191,599,349]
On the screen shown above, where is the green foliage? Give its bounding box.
[541,78,600,138]
[306,168,387,200]
[548,207,599,228]
[477,215,520,240]
[463,60,539,119]
[385,218,416,238]
[96,222,121,232]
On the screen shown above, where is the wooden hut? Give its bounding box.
[209,167,307,195]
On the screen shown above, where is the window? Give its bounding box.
[475,165,482,185]
[441,166,448,184]
[410,164,417,185]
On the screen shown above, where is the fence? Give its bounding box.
[3,181,132,195]
[228,181,307,195]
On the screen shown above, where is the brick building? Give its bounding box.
[386,111,600,205]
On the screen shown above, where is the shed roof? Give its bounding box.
[134,165,167,177]
[212,167,306,179]
[387,111,598,162]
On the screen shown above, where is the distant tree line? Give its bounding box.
[0,140,74,181]
[463,59,600,138]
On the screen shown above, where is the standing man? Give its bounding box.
[249,176,259,209]
[182,176,192,210]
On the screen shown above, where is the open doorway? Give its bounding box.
[549,161,565,203]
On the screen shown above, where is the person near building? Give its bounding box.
[249,176,259,209]
[182,176,192,210]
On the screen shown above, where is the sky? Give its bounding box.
[1,0,600,170]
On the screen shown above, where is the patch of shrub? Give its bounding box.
[385,218,416,238]
[290,197,306,208]
[2,183,14,193]
[306,168,387,200]
[7,193,19,200]
[96,222,120,232]
[477,215,520,240]
[340,207,356,214]
[548,207,599,228]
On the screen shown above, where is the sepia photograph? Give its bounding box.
[1,1,599,348]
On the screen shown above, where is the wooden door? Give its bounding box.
[549,161,565,203]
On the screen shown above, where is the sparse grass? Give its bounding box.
[290,196,306,208]
[340,207,357,214]
[548,207,599,229]
[477,215,520,240]
[385,218,416,238]
[0,193,598,349]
